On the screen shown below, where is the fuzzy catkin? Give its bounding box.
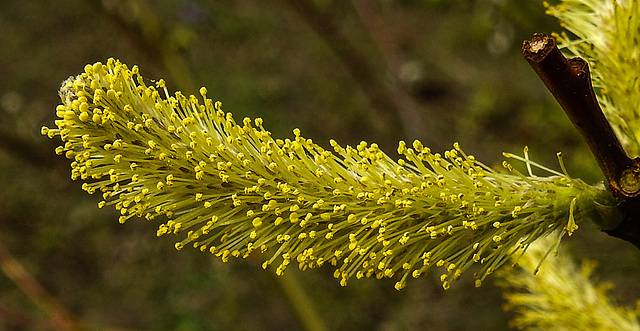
[43,59,617,289]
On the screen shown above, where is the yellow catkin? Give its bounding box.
[43,58,618,290]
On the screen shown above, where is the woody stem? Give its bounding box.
[522,33,640,249]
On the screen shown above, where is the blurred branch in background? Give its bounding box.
[0,241,80,330]
[284,0,463,149]
[283,0,418,139]
[0,239,135,331]
[276,271,328,331]
[350,0,454,147]
[89,0,199,95]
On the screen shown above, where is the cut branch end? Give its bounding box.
[523,33,640,248]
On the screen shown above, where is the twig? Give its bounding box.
[522,34,639,196]
[522,33,640,248]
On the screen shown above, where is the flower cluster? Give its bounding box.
[545,0,640,157]
[500,236,640,330]
[42,59,616,290]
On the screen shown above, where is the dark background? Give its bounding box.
[0,0,638,330]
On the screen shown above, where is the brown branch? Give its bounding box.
[522,33,640,248]
[522,34,637,195]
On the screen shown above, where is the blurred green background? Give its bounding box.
[1,0,638,330]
